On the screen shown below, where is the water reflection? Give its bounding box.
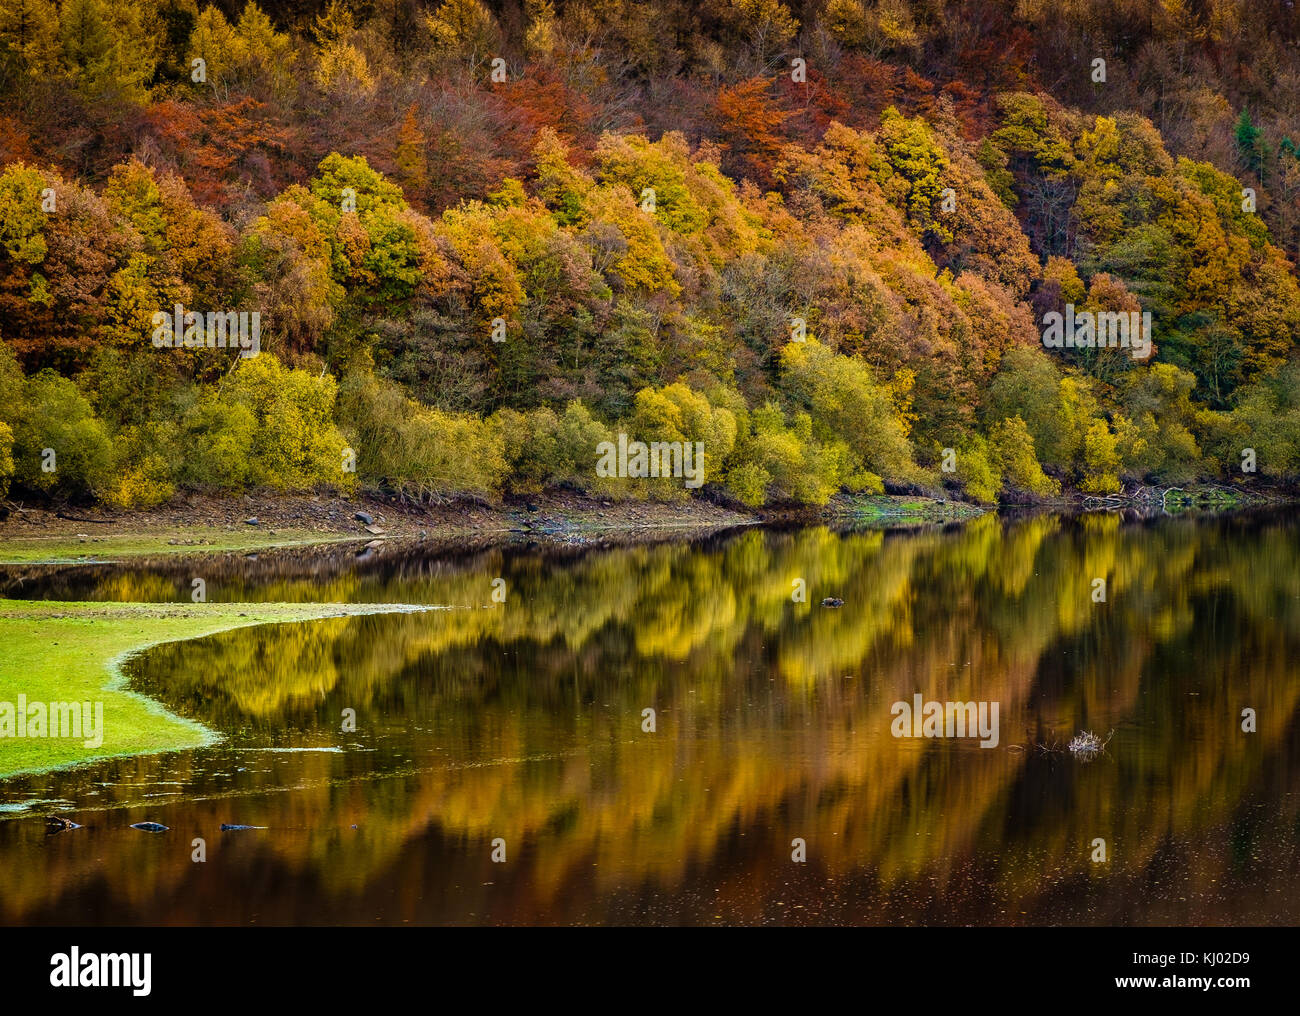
[2,513,1299,925]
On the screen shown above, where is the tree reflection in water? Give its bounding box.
[1,512,1298,925]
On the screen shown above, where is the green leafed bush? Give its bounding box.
[224,353,353,493]
[338,369,505,501]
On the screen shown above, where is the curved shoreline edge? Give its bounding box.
[0,601,445,782]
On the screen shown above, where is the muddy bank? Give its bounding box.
[6,482,1273,566]
[0,490,984,564]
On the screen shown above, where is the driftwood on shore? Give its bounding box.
[1079,483,1283,513]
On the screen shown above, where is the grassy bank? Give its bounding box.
[0,600,437,777]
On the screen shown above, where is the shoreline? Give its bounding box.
[0,485,1285,565]
[0,600,446,780]
[0,490,984,564]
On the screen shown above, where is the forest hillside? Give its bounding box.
[2,0,1300,508]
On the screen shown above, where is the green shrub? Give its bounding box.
[0,420,13,498]
[226,354,353,492]
[102,424,175,508]
[176,397,258,491]
[1118,364,1204,482]
[1080,419,1122,494]
[552,399,630,496]
[339,369,505,500]
[626,382,738,500]
[981,348,1062,454]
[6,370,113,499]
[954,434,1000,504]
[779,339,915,486]
[725,404,849,507]
[495,406,565,495]
[989,415,1060,497]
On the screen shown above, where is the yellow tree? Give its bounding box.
[394,103,428,202]
[311,0,373,92]
[423,0,500,71]
[187,5,238,92]
[59,0,156,104]
[0,0,60,74]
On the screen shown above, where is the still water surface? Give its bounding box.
[1,512,1298,925]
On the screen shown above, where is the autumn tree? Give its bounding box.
[394,103,428,203]
[0,0,60,75]
[59,0,156,104]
